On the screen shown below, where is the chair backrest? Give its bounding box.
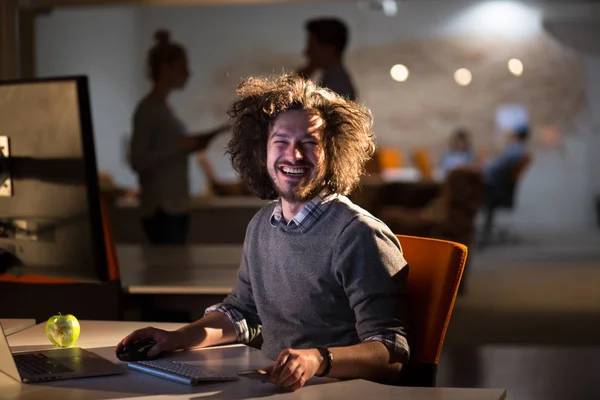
[494,152,532,209]
[396,234,467,386]
[512,152,532,181]
[411,149,434,180]
[379,147,404,169]
[437,168,485,246]
[100,197,121,281]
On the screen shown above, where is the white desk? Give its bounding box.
[0,319,36,336]
[2,320,507,400]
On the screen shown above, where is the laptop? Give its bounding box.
[0,323,122,383]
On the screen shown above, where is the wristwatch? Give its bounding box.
[315,346,333,377]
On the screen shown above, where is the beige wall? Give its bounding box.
[32,1,600,231]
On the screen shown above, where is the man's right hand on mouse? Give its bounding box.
[115,327,183,359]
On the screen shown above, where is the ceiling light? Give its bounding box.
[508,58,524,76]
[390,64,409,82]
[454,68,473,86]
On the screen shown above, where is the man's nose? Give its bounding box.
[286,144,304,161]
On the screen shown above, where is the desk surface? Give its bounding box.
[117,245,242,295]
[2,320,506,400]
[0,319,36,336]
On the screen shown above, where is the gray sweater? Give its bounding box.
[223,196,409,360]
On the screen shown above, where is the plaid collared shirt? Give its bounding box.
[269,190,337,233]
[206,192,410,364]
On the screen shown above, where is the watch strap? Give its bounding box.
[315,346,333,377]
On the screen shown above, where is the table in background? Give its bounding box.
[0,319,36,336]
[2,320,507,400]
[117,245,242,295]
[108,196,268,245]
[116,245,242,321]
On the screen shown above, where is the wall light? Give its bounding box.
[508,58,524,76]
[390,64,409,82]
[454,68,472,86]
[442,1,542,38]
[359,0,398,17]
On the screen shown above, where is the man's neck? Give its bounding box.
[281,199,311,223]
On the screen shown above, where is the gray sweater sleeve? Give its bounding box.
[129,103,187,174]
[334,218,410,355]
[220,225,262,342]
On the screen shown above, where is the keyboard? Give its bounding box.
[128,360,239,386]
[14,353,74,376]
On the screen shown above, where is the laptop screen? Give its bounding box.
[0,323,22,383]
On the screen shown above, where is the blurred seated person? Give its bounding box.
[439,129,476,178]
[483,125,529,187]
[480,125,531,243]
[297,18,357,101]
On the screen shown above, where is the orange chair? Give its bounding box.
[411,149,434,180]
[396,234,468,386]
[379,147,404,170]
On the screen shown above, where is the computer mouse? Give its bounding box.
[116,339,159,362]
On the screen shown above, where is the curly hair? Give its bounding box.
[226,74,375,200]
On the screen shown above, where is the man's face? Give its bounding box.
[267,109,326,204]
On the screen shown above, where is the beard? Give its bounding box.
[270,164,327,204]
[279,176,326,203]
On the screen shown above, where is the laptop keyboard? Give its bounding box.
[14,353,74,376]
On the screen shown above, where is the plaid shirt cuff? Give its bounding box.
[364,332,410,364]
[204,303,250,344]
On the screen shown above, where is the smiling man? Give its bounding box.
[266,107,326,212]
[117,74,409,391]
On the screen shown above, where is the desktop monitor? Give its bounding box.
[0,76,108,282]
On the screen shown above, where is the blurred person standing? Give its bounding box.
[129,29,227,245]
[297,18,357,101]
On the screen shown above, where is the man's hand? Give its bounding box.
[263,348,324,391]
[184,123,231,153]
[115,327,184,358]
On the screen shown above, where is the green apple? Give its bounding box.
[45,313,80,347]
